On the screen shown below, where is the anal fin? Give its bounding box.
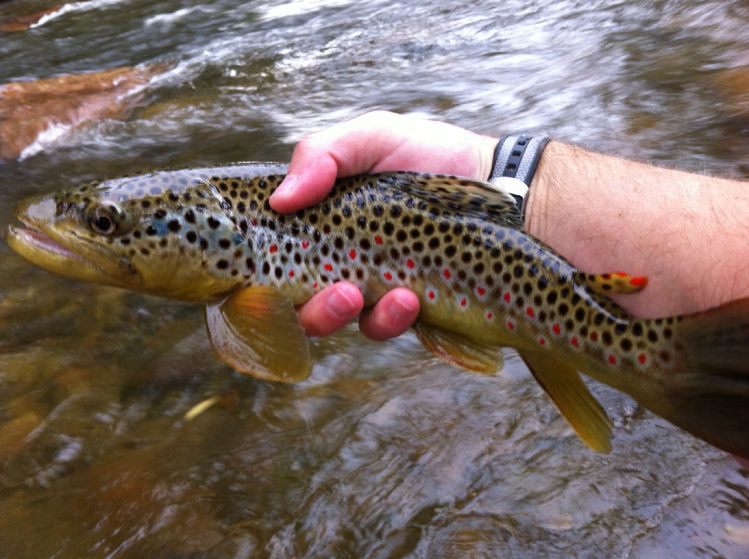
[520,350,613,453]
[413,322,502,374]
[205,285,311,383]
[574,271,648,296]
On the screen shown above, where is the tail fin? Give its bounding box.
[640,299,749,459]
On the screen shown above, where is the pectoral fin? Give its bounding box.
[413,322,502,374]
[520,351,613,453]
[205,286,311,383]
[574,271,648,295]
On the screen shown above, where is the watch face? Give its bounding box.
[489,176,529,197]
[487,176,528,213]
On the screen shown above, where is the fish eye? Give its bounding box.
[86,203,126,236]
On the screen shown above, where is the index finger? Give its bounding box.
[269,112,398,213]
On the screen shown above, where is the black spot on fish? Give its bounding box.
[168,220,181,233]
[207,217,221,229]
[186,231,197,243]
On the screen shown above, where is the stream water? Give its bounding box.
[1,1,748,557]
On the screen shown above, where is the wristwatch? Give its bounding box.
[488,135,550,219]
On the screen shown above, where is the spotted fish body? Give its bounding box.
[8,163,749,457]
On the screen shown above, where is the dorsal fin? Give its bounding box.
[375,172,523,228]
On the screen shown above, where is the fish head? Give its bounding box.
[7,170,244,301]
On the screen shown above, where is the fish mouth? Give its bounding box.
[7,225,86,263]
[6,197,140,287]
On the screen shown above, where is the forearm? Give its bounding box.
[524,141,749,317]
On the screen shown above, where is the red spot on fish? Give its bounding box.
[406,259,415,269]
[638,353,647,365]
[302,240,310,249]
[251,219,258,226]
[629,276,647,286]
[476,286,486,296]
[538,337,546,346]
[313,282,319,289]
[526,307,535,318]
[614,271,627,277]
[570,336,579,347]
[485,311,493,320]
[443,269,452,279]
[506,320,515,330]
[552,323,561,335]
[428,290,435,300]
[383,271,393,281]
[503,292,511,303]
[349,249,357,260]
[269,244,278,253]
[460,297,467,307]
[608,355,617,365]
[288,270,295,278]
[374,235,384,245]
[590,332,598,342]
[324,263,333,272]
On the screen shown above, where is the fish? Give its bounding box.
[6,162,749,457]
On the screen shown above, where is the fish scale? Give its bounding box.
[7,163,749,458]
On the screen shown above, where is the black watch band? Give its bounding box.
[488,135,550,215]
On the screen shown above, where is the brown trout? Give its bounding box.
[6,163,749,457]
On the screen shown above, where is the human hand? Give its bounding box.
[270,110,497,339]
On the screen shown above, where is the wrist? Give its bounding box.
[524,140,568,240]
[476,134,499,181]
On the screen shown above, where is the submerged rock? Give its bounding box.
[0,5,63,32]
[0,65,164,159]
[713,65,749,116]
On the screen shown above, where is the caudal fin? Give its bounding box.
[641,298,749,459]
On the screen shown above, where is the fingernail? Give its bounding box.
[272,173,299,200]
[327,284,360,318]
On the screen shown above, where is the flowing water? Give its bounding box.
[1,1,749,557]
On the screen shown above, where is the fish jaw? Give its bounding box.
[6,194,141,288]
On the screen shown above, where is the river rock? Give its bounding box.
[0,65,163,159]
[0,5,62,32]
